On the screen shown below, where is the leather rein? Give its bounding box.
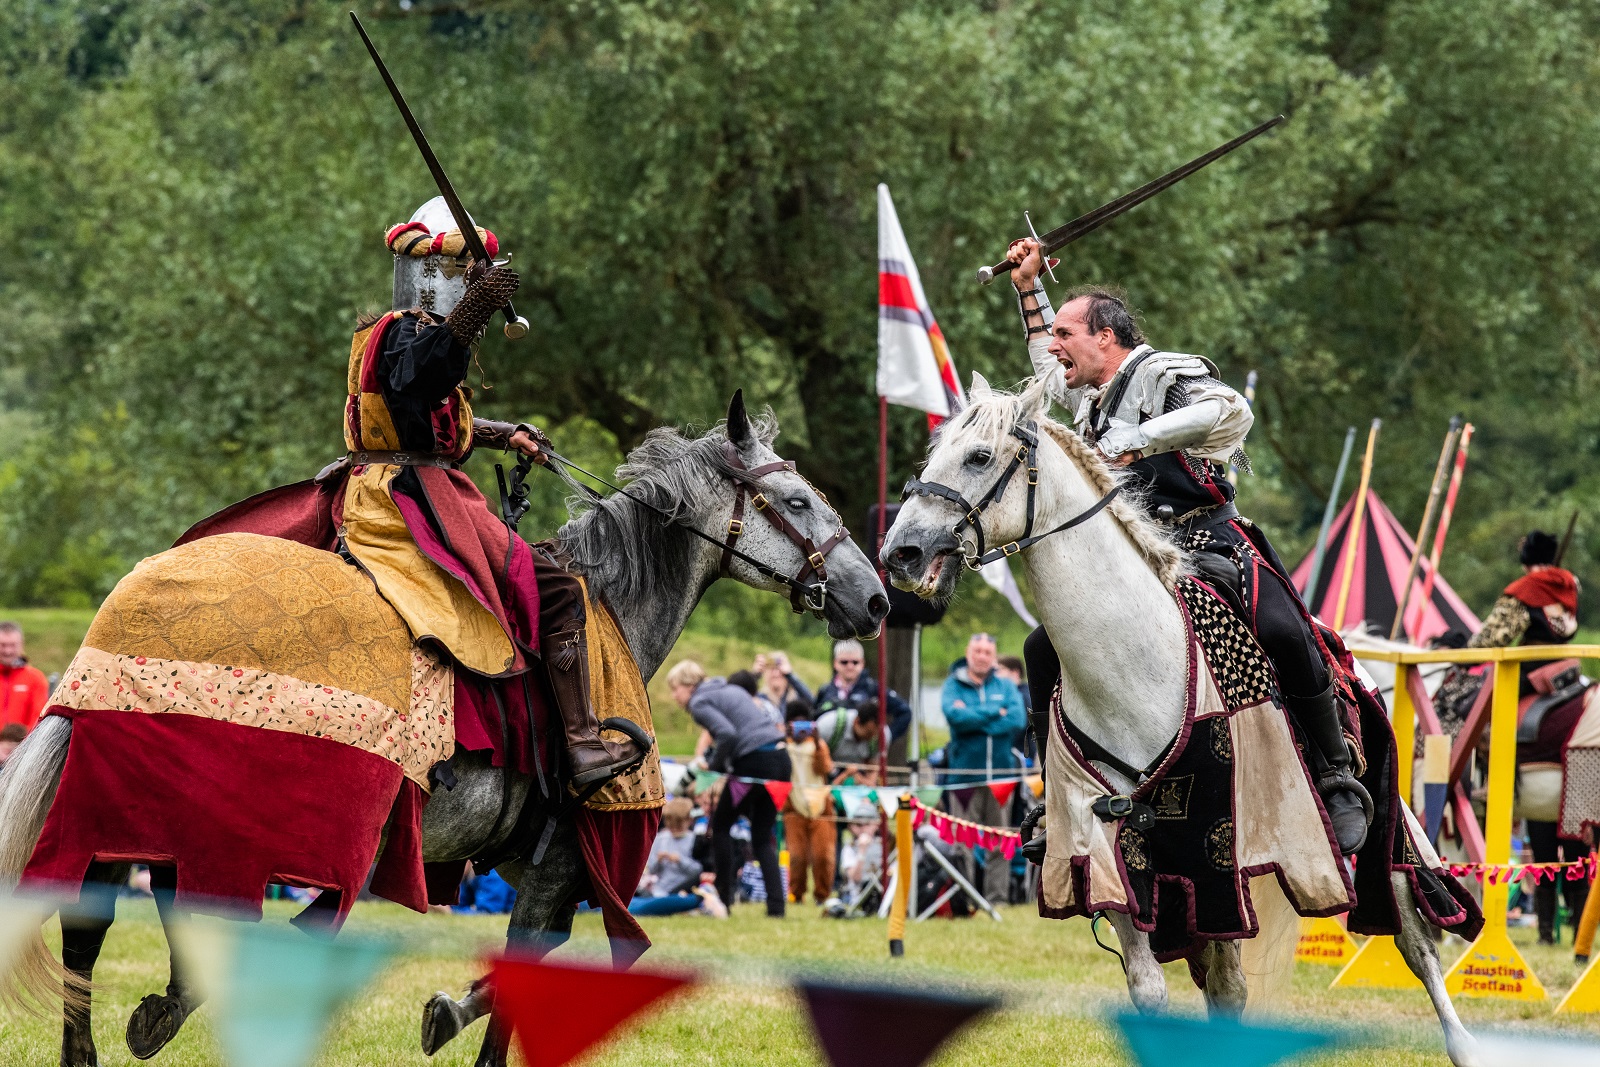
[902,419,1120,569]
[540,444,850,617]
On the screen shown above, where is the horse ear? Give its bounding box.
[969,371,992,399]
[727,389,752,449]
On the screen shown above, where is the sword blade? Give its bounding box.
[1035,115,1284,255]
[976,115,1285,284]
[350,12,491,267]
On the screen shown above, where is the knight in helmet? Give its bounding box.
[339,196,643,787]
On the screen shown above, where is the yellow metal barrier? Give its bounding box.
[1334,644,1600,1000]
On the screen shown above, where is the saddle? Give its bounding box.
[1517,659,1590,745]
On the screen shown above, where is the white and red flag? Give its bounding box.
[877,184,964,430]
[875,184,1037,628]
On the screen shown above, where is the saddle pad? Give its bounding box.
[580,577,665,812]
[1039,577,1353,960]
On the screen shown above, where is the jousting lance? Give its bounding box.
[350,12,529,340]
[976,115,1286,285]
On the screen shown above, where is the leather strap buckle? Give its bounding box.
[807,551,826,570]
[1001,542,1021,557]
[753,493,770,511]
[727,519,744,537]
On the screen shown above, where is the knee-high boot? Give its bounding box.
[544,625,647,788]
[1285,682,1374,855]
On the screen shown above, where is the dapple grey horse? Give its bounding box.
[0,392,888,1067]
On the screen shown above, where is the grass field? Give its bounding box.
[5,899,1599,1066]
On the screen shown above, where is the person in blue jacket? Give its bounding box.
[940,632,1026,903]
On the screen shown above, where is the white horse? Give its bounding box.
[881,376,1478,1065]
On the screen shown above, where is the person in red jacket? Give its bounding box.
[0,622,49,731]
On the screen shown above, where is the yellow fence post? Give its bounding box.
[888,802,912,957]
[1444,657,1545,999]
[1392,662,1415,808]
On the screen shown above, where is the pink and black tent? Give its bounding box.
[1290,490,1480,644]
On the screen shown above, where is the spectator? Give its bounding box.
[783,707,835,905]
[753,651,812,724]
[631,798,708,917]
[727,670,761,697]
[834,820,884,908]
[941,632,1027,904]
[996,654,1034,760]
[667,659,790,917]
[814,639,913,741]
[816,699,888,785]
[0,723,24,766]
[0,623,49,732]
[453,863,517,914]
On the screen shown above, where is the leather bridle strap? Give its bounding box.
[902,418,1117,570]
[720,443,852,613]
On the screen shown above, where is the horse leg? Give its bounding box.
[1103,911,1168,1015]
[1198,940,1248,1020]
[60,862,130,1067]
[1390,872,1480,1067]
[125,865,204,1060]
[421,820,586,1064]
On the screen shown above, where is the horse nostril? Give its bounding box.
[890,545,922,567]
[868,594,889,621]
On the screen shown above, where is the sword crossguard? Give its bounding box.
[1025,210,1058,284]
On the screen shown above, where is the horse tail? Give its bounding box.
[0,715,89,1014]
[1240,873,1300,1018]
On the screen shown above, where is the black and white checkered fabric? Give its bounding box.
[1177,576,1274,710]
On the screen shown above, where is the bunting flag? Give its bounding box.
[174,921,394,1067]
[916,787,944,808]
[763,780,793,810]
[877,184,963,430]
[692,770,721,794]
[1115,1012,1338,1067]
[988,781,1017,807]
[1471,1033,1600,1066]
[493,956,695,1067]
[879,792,899,816]
[728,780,752,806]
[0,894,53,987]
[798,978,999,1067]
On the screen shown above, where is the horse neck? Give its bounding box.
[1020,439,1190,774]
[558,503,723,680]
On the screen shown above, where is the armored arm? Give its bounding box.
[1017,285,1068,401]
[443,265,521,347]
[471,418,551,455]
[1096,375,1253,462]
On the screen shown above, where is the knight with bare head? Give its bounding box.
[1007,235,1372,854]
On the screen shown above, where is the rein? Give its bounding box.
[902,419,1120,569]
[537,444,850,617]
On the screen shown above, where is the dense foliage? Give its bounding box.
[3,0,1599,620]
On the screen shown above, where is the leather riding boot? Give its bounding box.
[545,627,646,789]
[1287,682,1374,856]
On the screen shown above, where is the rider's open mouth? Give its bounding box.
[1057,355,1075,377]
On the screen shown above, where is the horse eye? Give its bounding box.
[786,497,810,510]
[967,449,993,467]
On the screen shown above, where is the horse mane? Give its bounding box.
[555,411,779,605]
[951,378,1186,591]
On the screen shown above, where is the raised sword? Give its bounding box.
[350,11,529,339]
[976,115,1285,285]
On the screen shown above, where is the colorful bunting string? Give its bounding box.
[908,796,1022,859]
[1446,856,1598,885]
[1115,1011,1338,1067]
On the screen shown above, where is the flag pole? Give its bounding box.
[1390,417,1462,639]
[1408,423,1473,641]
[1304,426,1356,599]
[876,394,892,861]
[1332,419,1381,632]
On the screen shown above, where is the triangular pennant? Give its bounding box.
[728,780,752,806]
[916,787,943,808]
[1115,1011,1337,1067]
[0,895,53,987]
[951,786,976,807]
[493,956,694,1067]
[831,787,845,809]
[798,978,998,1067]
[693,770,722,793]
[764,781,793,810]
[880,792,899,816]
[1026,775,1044,798]
[177,921,393,1067]
[988,781,1017,807]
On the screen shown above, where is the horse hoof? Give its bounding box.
[421,992,471,1056]
[126,993,186,1060]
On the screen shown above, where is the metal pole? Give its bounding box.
[876,395,891,846]
[1332,419,1381,632]
[909,623,922,784]
[1408,424,1473,641]
[1391,417,1462,639]
[1304,426,1356,600]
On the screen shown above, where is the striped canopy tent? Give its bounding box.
[1290,489,1480,644]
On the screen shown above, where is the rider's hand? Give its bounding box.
[508,428,549,465]
[1009,237,1043,291]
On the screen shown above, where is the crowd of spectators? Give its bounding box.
[629,631,1034,919]
[0,622,48,769]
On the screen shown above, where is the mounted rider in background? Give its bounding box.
[1005,236,1372,854]
[339,196,644,787]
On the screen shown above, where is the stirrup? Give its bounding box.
[568,717,652,788]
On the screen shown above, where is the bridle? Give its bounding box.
[538,442,850,617]
[902,419,1121,569]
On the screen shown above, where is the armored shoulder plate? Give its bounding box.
[1113,350,1222,423]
